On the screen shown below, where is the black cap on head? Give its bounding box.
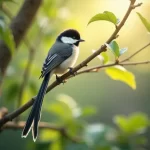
[57,29,84,46]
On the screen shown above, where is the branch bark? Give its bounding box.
[76,61,150,76]
[2,121,81,142]
[75,41,150,75]
[0,0,43,85]
[121,42,150,62]
[0,0,141,128]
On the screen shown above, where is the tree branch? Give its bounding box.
[0,0,43,84]
[75,61,150,76]
[120,61,150,66]
[46,0,141,93]
[75,41,150,75]
[0,0,141,128]
[121,42,150,62]
[1,5,42,121]
[2,121,81,142]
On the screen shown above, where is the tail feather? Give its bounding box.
[32,75,49,141]
[22,72,51,141]
[21,104,36,137]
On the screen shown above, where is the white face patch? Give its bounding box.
[61,36,78,44]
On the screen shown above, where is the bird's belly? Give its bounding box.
[54,46,79,75]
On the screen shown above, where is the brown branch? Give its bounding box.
[0,0,43,85]
[121,42,150,62]
[76,63,117,75]
[2,5,46,123]
[2,6,40,121]
[120,61,150,66]
[46,0,141,92]
[0,0,140,128]
[2,121,81,143]
[75,61,150,76]
[131,2,143,9]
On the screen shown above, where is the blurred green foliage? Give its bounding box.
[0,0,150,150]
[0,16,15,54]
[137,12,150,33]
[28,95,150,150]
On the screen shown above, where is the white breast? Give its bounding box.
[54,45,79,74]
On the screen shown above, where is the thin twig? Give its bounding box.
[120,61,150,66]
[121,42,150,63]
[16,31,43,121]
[16,48,35,122]
[46,0,141,92]
[2,121,81,142]
[2,6,36,122]
[2,5,46,122]
[76,61,150,76]
[0,0,141,128]
[131,2,143,9]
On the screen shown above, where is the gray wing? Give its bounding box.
[40,42,73,78]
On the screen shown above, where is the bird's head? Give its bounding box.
[57,29,85,46]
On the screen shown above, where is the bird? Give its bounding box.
[22,29,84,142]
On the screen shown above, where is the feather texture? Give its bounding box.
[22,72,51,141]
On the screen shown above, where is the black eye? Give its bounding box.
[73,36,76,39]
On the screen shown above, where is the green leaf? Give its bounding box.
[137,12,150,32]
[0,18,15,54]
[40,130,59,142]
[100,52,109,64]
[114,112,149,135]
[119,48,128,56]
[128,113,149,133]
[48,101,73,121]
[105,41,120,57]
[47,94,81,121]
[106,41,128,57]
[105,66,136,89]
[113,115,128,133]
[88,11,118,25]
[92,50,109,64]
[81,106,96,117]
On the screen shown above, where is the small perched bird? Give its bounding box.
[22,29,84,141]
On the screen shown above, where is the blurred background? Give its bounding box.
[0,0,150,149]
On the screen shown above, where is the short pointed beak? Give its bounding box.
[79,39,85,42]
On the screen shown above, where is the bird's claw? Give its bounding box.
[56,75,66,84]
[69,67,77,76]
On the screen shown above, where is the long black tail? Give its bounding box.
[22,72,51,141]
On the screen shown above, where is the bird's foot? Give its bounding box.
[69,67,77,76]
[56,75,66,84]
